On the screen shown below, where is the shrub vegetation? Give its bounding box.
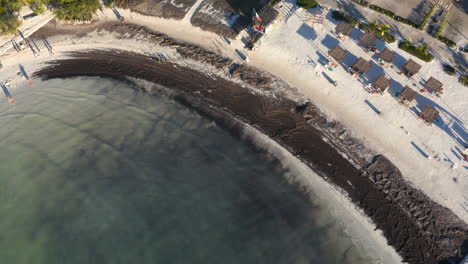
[434,10,449,38]
[419,4,436,30]
[443,64,455,76]
[437,36,456,47]
[460,75,468,87]
[331,10,358,26]
[359,21,396,43]
[398,40,433,62]
[0,0,23,35]
[297,0,318,9]
[48,0,100,21]
[352,0,368,7]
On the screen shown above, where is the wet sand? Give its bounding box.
[34,48,467,264]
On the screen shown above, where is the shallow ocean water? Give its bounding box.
[0,77,399,264]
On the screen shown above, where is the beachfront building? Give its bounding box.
[419,105,439,124]
[372,74,391,94]
[423,77,444,96]
[398,86,418,105]
[377,48,396,68]
[335,22,354,40]
[359,32,377,52]
[327,45,347,69]
[252,5,279,33]
[349,57,372,78]
[401,59,421,78]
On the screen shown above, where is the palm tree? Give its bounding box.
[368,20,378,32]
[417,43,429,55]
[377,24,390,36]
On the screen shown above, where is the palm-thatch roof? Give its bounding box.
[359,32,377,47]
[328,45,347,62]
[335,22,354,36]
[403,59,421,75]
[373,75,391,91]
[352,57,372,73]
[399,86,418,102]
[419,105,439,123]
[425,77,443,93]
[379,48,396,63]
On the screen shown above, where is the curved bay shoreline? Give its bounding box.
[33,23,467,264]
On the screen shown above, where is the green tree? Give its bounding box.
[368,20,377,31]
[377,24,390,36]
[48,0,100,21]
[418,43,429,54]
[30,0,47,14]
[0,0,24,35]
[297,0,318,9]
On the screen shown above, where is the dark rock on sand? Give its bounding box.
[366,155,468,263]
[114,0,196,20]
[229,63,271,88]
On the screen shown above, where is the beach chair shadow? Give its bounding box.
[364,99,381,115]
[411,141,429,158]
[316,51,328,66]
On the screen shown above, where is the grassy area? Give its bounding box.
[331,10,358,26]
[434,10,449,38]
[297,0,318,9]
[398,40,433,62]
[432,10,456,48]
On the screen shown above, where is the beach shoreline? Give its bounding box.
[0,6,466,263]
[32,43,467,263]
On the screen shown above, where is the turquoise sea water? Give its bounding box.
[0,77,399,264]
